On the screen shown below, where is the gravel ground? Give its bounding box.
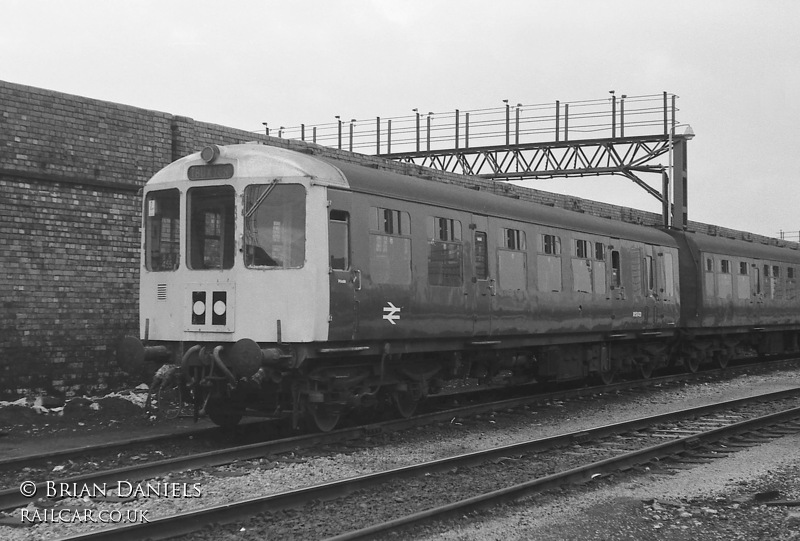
[2,367,800,540]
[411,432,800,540]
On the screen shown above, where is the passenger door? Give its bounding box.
[751,263,764,308]
[471,215,495,336]
[608,241,627,322]
[642,247,658,326]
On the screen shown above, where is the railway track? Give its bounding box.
[0,358,797,514]
[0,380,639,512]
[1,355,793,513]
[2,354,795,491]
[21,387,800,540]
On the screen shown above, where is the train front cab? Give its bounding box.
[130,144,349,424]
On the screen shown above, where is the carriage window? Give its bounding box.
[789,267,796,280]
[145,189,181,271]
[611,250,621,288]
[773,265,780,278]
[243,184,306,269]
[541,234,561,255]
[755,266,762,294]
[370,207,411,285]
[474,231,489,280]
[428,216,461,242]
[720,260,731,274]
[370,207,409,235]
[428,216,463,286]
[643,255,654,293]
[706,258,713,272]
[595,243,605,260]
[188,186,235,270]
[501,228,525,250]
[329,210,349,270]
[740,262,748,275]
[574,239,588,258]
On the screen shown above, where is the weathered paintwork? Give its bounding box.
[140,143,800,363]
[668,230,800,330]
[323,158,681,348]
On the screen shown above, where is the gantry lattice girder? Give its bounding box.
[382,134,674,202]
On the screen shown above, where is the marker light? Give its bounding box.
[201,145,220,163]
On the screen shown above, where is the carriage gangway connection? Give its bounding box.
[260,91,694,228]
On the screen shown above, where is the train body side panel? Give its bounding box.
[669,231,800,331]
[324,159,682,346]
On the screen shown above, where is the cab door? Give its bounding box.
[471,214,495,335]
[327,190,359,341]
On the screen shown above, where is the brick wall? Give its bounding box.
[0,179,140,394]
[0,79,795,398]
[0,81,174,397]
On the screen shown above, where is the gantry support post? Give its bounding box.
[672,136,689,229]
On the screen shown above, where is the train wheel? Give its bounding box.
[715,352,730,369]
[307,403,341,432]
[638,362,654,379]
[204,398,243,428]
[393,390,419,419]
[684,356,700,373]
[597,370,615,385]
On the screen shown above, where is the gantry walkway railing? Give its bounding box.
[258,92,692,227]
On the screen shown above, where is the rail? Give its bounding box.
[47,388,800,540]
[3,356,797,513]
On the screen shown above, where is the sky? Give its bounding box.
[2,0,799,239]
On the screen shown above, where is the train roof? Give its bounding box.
[321,155,679,248]
[147,143,349,188]
[147,143,678,247]
[678,230,800,263]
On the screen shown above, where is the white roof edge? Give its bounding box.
[147,144,349,188]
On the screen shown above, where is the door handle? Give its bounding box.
[353,269,362,291]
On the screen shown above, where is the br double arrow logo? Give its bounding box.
[382,301,401,325]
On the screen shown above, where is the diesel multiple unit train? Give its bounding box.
[121,143,800,431]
